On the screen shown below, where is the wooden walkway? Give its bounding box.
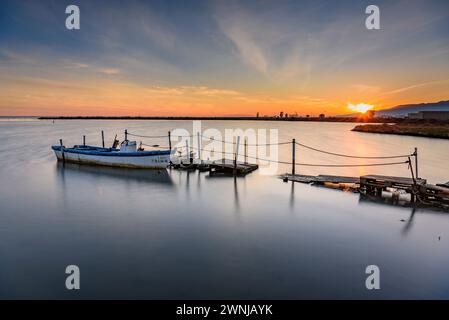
[282,173,449,210]
[283,174,360,184]
[359,175,427,203]
[172,159,259,176]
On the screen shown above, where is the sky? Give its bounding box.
[0,0,449,116]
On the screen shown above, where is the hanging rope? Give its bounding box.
[126,130,415,160]
[128,133,168,139]
[181,145,409,168]
[200,134,291,146]
[295,141,413,159]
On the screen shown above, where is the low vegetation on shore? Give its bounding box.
[38,115,390,123]
[352,122,449,139]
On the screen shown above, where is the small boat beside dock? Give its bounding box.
[52,139,174,169]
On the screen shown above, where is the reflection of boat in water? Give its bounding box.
[52,140,175,169]
[56,162,173,185]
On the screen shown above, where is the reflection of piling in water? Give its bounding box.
[401,208,416,236]
[233,176,240,214]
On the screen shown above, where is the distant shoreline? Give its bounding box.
[352,123,449,139]
[38,116,393,123]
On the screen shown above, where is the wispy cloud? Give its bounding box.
[216,15,268,74]
[384,79,449,95]
[98,68,120,75]
[146,85,240,97]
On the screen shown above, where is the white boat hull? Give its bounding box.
[52,146,174,169]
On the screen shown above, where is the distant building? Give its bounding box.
[407,111,449,120]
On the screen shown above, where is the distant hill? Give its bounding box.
[376,100,449,117]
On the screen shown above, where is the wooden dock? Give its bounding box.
[172,159,259,176]
[282,173,449,210]
[359,175,427,203]
[417,184,449,209]
[283,174,360,184]
[282,174,360,192]
[209,160,258,177]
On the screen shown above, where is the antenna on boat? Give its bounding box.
[112,134,119,149]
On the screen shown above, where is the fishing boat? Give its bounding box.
[52,139,175,169]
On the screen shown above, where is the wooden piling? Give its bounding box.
[101,131,105,148]
[408,157,416,186]
[197,132,201,161]
[244,138,248,164]
[292,138,296,175]
[185,140,193,164]
[414,147,419,179]
[125,129,128,141]
[112,134,118,148]
[83,135,86,146]
[168,131,172,150]
[234,136,241,175]
[59,139,65,163]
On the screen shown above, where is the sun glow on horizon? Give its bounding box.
[347,103,374,114]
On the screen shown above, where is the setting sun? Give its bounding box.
[347,103,374,114]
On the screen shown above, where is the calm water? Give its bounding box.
[1,119,449,299]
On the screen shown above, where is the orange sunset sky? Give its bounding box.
[1,0,449,117]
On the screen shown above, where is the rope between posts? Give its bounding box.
[127,130,415,161]
[176,145,409,168]
[128,133,168,138]
[200,134,291,146]
[295,141,413,159]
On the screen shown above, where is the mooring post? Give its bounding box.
[101,131,105,148]
[292,138,296,176]
[234,136,241,175]
[125,129,128,141]
[168,131,172,150]
[59,139,65,163]
[222,142,225,164]
[244,138,248,164]
[414,147,419,179]
[408,157,417,202]
[185,140,191,164]
[83,135,86,146]
[197,132,201,162]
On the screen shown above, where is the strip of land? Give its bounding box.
[352,123,449,139]
[38,116,390,123]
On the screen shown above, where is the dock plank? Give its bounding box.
[283,174,359,184]
[317,175,360,184]
[437,181,449,188]
[209,159,258,176]
[361,175,426,186]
